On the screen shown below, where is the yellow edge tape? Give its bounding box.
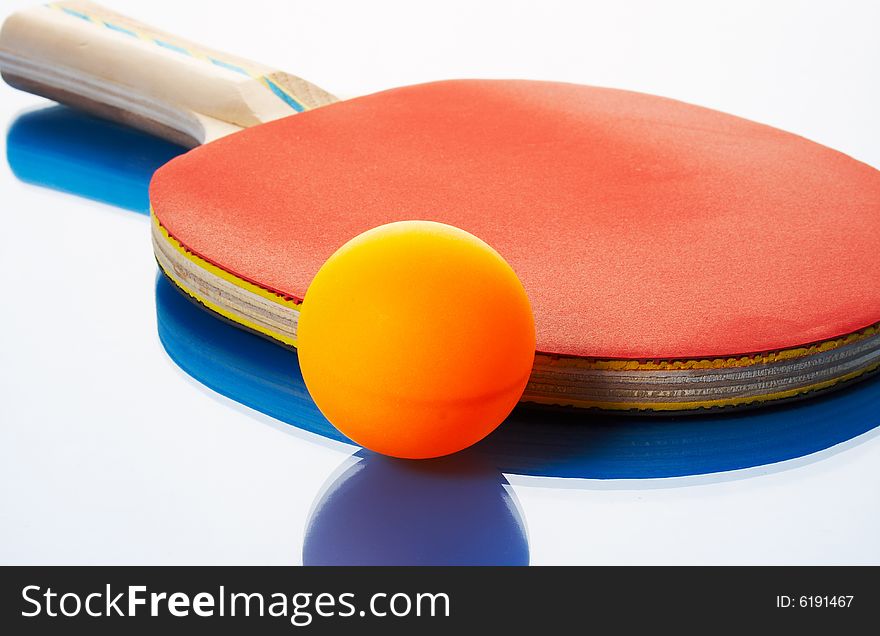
[158,258,299,349]
[525,360,880,411]
[550,322,880,371]
[152,211,299,348]
[152,207,880,374]
[152,210,300,310]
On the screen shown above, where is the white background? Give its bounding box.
[1,0,878,564]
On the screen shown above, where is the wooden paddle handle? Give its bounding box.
[0,1,337,146]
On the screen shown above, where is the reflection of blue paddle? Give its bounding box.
[156,272,343,443]
[6,105,184,212]
[485,392,880,479]
[303,452,529,565]
[156,273,880,479]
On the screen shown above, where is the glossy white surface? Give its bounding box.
[1,0,879,565]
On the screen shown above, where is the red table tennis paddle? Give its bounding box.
[3,1,879,412]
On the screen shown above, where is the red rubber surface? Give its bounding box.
[150,80,880,359]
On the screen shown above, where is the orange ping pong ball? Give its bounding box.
[296,221,536,459]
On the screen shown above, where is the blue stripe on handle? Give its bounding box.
[155,39,191,55]
[264,78,305,112]
[53,3,306,113]
[209,57,250,76]
[103,21,137,37]
[60,7,91,21]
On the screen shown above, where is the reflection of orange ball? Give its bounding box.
[296,221,535,459]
